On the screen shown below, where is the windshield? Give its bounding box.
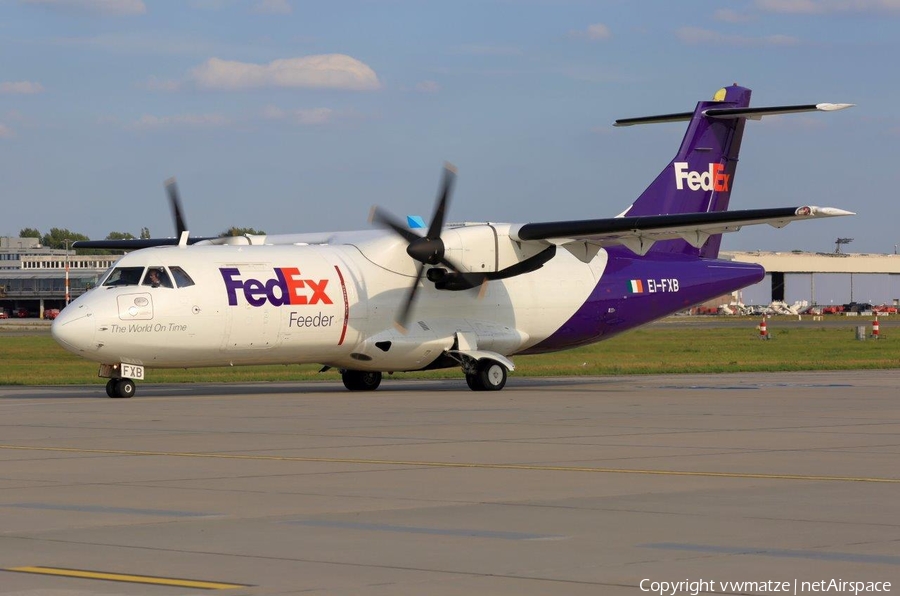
[102,267,145,287]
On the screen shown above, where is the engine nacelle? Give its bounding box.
[442,224,551,275]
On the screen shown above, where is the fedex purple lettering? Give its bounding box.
[220,267,333,307]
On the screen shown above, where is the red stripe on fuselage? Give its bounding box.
[334,265,349,346]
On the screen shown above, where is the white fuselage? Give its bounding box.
[53,225,606,371]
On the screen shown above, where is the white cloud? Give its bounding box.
[756,0,900,13]
[586,23,611,40]
[0,123,13,138]
[127,113,231,131]
[415,80,440,93]
[0,81,45,94]
[569,22,612,41]
[714,8,754,22]
[293,108,333,125]
[252,0,291,14]
[676,27,800,46]
[262,105,335,125]
[23,0,146,16]
[190,55,381,91]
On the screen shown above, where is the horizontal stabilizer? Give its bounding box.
[614,102,853,126]
[613,111,693,127]
[704,103,854,120]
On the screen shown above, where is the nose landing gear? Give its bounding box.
[105,378,136,398]
[99,363,143,398]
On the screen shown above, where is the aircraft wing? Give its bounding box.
[509,205,853,256]
[72,237,219,250]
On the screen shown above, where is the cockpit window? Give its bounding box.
[169,266,195,288]
[142,267,173,288]
[102,267,144,287]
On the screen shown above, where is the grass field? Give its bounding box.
[1,325,898,386]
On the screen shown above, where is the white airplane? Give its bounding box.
[53,85,854,397]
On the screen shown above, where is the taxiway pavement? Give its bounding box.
[1,371,898,595]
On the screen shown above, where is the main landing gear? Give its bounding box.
[340,359,509,393]
[464,360,508,391]
[105,378,136,398]
[342,370,383,391]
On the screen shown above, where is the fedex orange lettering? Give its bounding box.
[674,162,730,192]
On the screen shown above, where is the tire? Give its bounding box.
[342,370,382,391]
[477,361,507,391]
[106,379,117,398]
[465,373,483,391]
[114,378,135,398]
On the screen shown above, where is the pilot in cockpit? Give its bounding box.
[143,267,173,288]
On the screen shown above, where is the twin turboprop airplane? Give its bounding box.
[53,84,854,397]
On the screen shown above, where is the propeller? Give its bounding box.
[164,177,188,237]
[370,163,464,330]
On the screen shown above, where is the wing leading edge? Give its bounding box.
[509,206,854,257]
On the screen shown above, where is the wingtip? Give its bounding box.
[808,206,856,216]
[816,103,855,112]
[443,161,458,175]
[822,207,856,216]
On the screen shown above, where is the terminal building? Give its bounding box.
[2,237,899,318]
[0,237,117,318]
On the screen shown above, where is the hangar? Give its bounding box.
[722,251,900,307]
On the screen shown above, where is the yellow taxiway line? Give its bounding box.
[1,443,898,484]
[5,566,248,590]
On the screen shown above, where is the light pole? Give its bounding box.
[64,238,70,306]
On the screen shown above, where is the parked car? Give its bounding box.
[15,307,29,318]
[44,308,61,320]
[0,310,8,319]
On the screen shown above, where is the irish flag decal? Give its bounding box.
[629,279,644,293]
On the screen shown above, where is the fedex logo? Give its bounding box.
[674,162,730,192]
[220,267,333,307]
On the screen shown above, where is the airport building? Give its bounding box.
[0,237,117,318]
[722,251,900,308]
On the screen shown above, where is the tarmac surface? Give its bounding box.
[0,371,898,595]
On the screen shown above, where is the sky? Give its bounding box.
[1,0,898,254]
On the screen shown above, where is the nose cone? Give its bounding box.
[51,303,95,355]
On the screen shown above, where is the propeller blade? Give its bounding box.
[426,163,456,240]
[395,263,425,332]
[165,177,188,236]
[369,206,422,244]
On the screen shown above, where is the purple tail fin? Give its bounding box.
[620,84,751,258]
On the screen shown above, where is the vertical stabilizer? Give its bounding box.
[619,84,751,258]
